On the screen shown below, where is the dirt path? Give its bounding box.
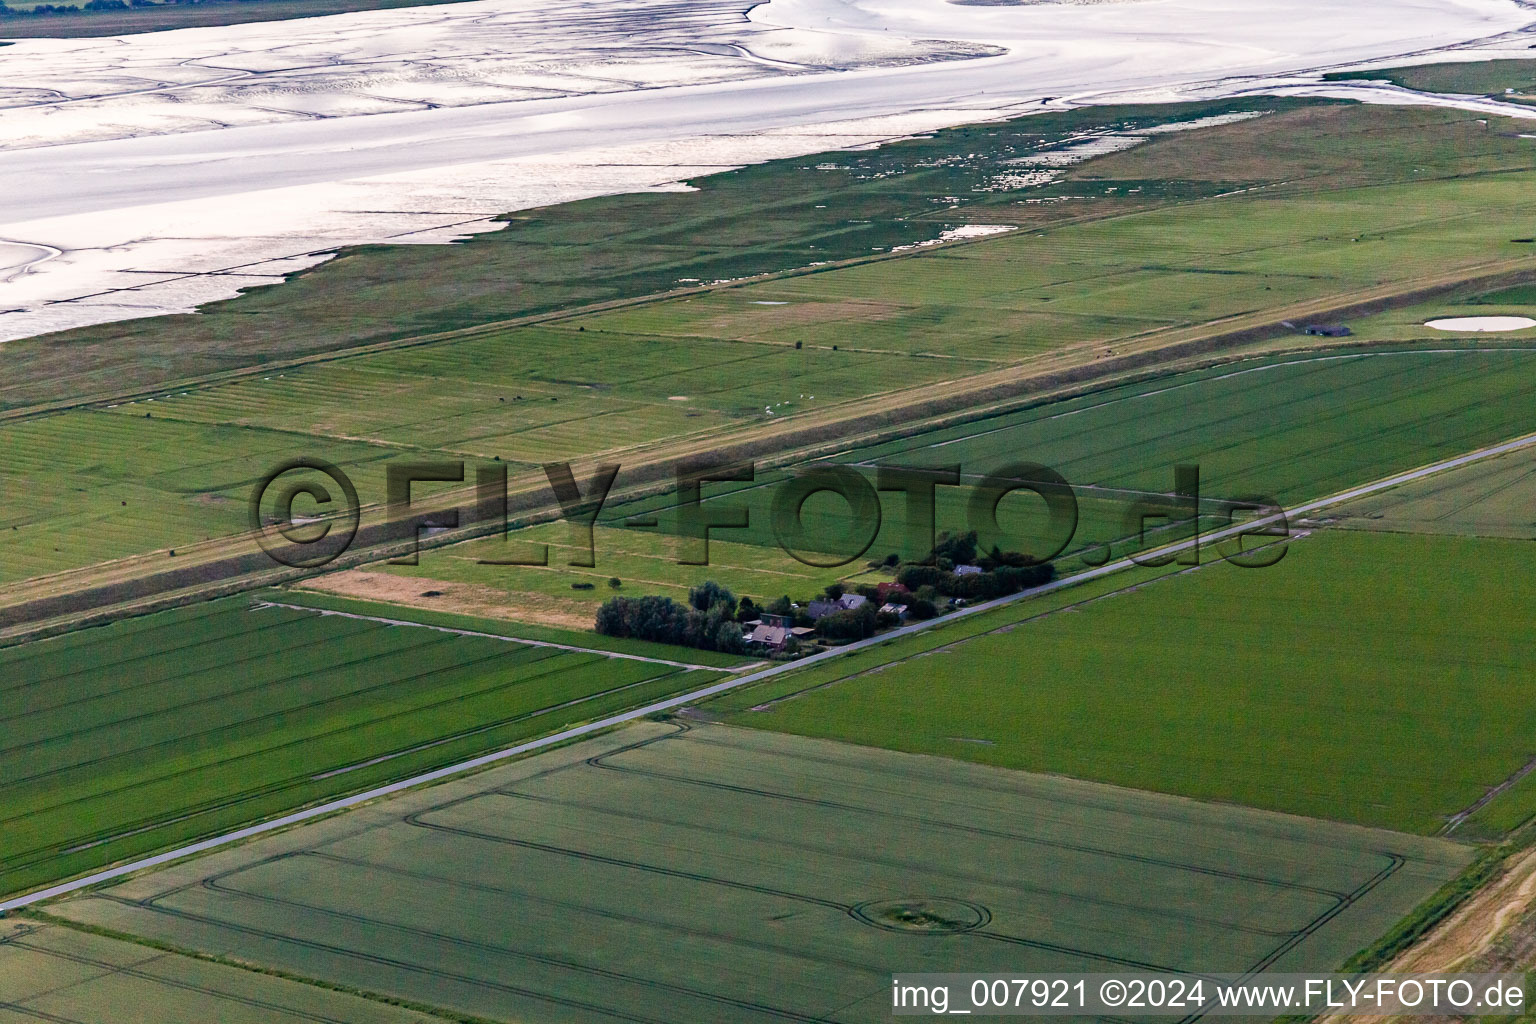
[1394,849,1536,974]
[298,570,596,631]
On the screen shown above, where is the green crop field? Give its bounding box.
[822,347,1536,507]
[601,346,1536,559]
[1333,443,1536,540]
[0,919,447,1023]
[42,722,1470,1024]
[0,595,726,900]
[729,529,1536,837]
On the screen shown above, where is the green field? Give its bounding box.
[268,587,752,667]
[565,171,1536,368]
[596,346,1536,557]
[0,919,449,1023]
[341,342,1536,626]
[823,347,1536,506]
[1333,443,1536,540]
[6,102,1536,588]
[41,722,1470,1023]
[728,529,1536,836]
[1327,59,1536,101]
[0,595,727,900]
[8,100,1535,411]
[1319,282,1536,347]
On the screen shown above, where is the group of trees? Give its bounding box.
[595,531,1058,653]
[816,602,878,641]
[594,581,746,654]
[893,531,1056,602]
[896,561,1055,602]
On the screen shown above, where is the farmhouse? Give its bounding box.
[744,622,815,651]
[808,593,868,620]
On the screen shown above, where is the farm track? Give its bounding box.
[4,245,1534,642]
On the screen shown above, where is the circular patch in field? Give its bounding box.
[1425,316,1536,333]
[850,898,990,934]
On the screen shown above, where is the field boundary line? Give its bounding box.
[252,599,734,672]
[7,427,1536,912]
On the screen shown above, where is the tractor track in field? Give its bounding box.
[1441,757,1536,836]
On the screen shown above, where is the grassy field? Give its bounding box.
[41,722,1470,1023]
[269,586,752,666]
[818,347,1536,506]
[0,919,450,1023]
[6,104,1536,591]
[727,529,1536,836]
[1316,280,1536,348]
[564,171,1536,369]
[1327,59,1536,101]
[0,594,728,900]
[10,260,1535,589]
[349,523,869,628]
[4,101,1534,411]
